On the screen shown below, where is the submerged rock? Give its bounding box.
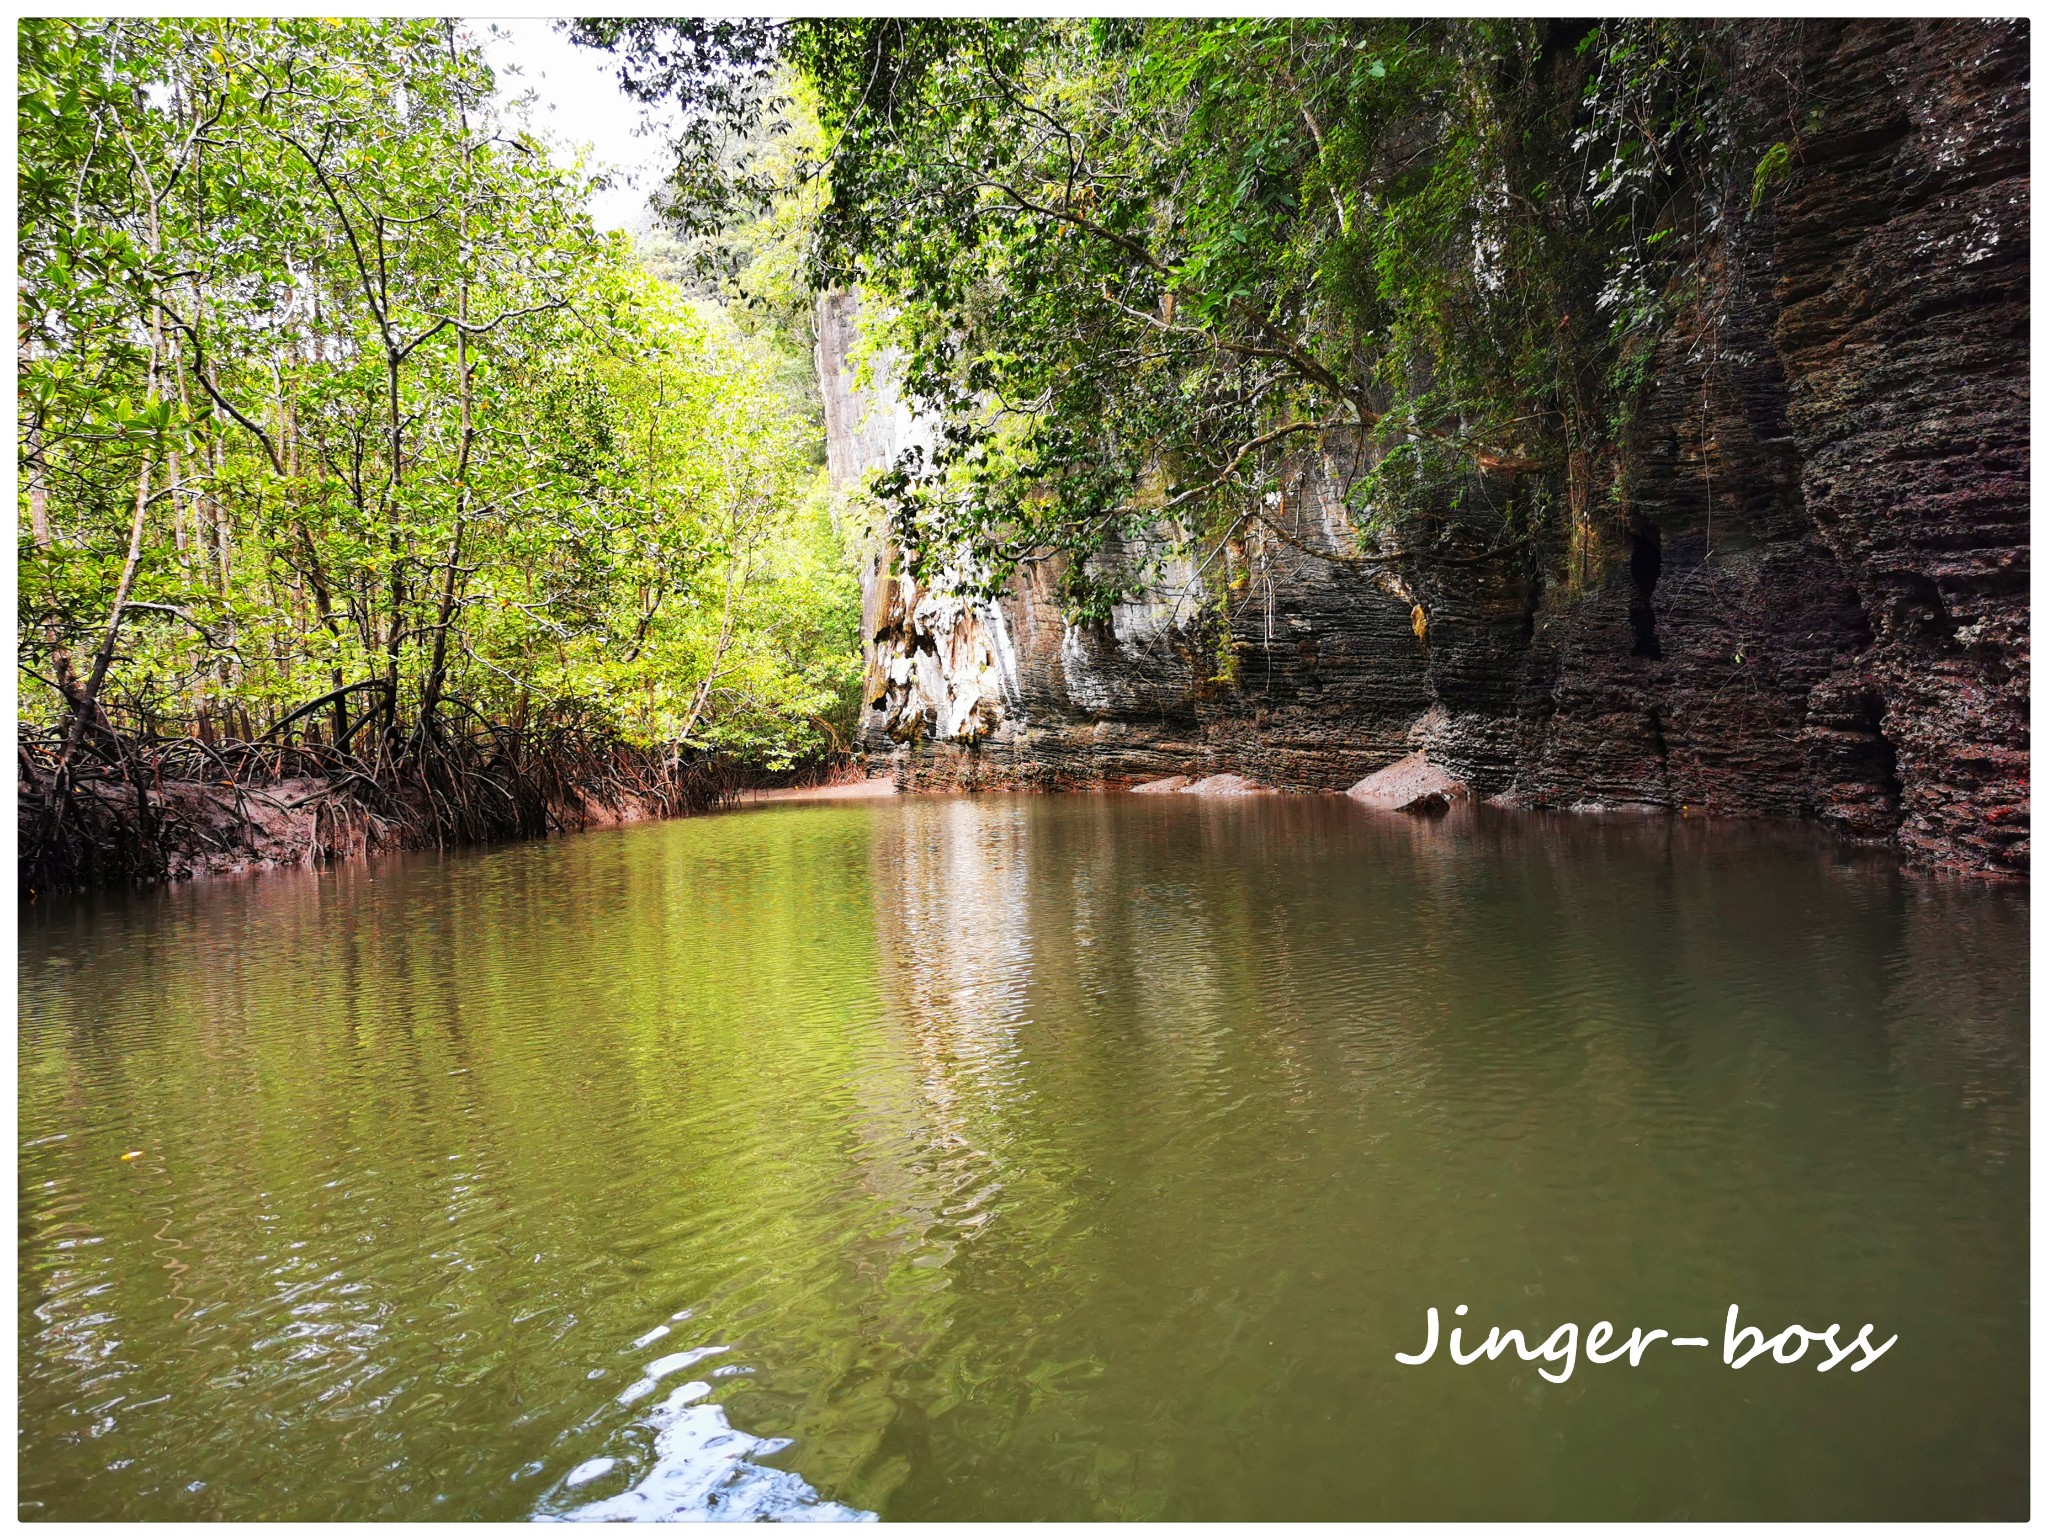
[1347,754,1470,816]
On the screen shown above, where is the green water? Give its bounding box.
[17,795,2029,1520]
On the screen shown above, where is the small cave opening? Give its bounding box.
[1889,572,1957,646]
[1628,521,1663,659]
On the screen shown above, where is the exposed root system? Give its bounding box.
[19,715,837,899]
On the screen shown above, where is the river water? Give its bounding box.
[17,795,2028,1520]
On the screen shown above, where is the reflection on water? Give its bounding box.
[538,1348,873,1523]
[17,796,2029,1520]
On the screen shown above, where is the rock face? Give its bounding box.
[1761,20,2030,874]
[833,21,2028,878]
[816,289,1022,750]
[863,564,1020,744]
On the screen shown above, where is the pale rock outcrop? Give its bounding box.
[1129,776,1190,794]
[866,567,1018,745]
[1347,754,1470,815]
[1130,773,1272,797]
[1180,774,1273,797]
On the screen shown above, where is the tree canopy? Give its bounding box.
[19,17,860,771]
[574,18,1750,614]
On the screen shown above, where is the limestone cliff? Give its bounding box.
[828,21,2028,878]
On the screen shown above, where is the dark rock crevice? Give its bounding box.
[1629,524,1664,660]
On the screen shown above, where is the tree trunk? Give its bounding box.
[44,450,155,838]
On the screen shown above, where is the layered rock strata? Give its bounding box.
[827,20,2028,877]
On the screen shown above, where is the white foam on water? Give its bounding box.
[616,1344,730,1406]
[539,1378,874,1523]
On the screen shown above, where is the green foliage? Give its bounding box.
[19,18,857,768]
[1750,140,1793,211]
[578,18,1761,615]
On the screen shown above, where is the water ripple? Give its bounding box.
[17,796,2029,1520]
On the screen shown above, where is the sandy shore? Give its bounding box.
[734,776,899,806]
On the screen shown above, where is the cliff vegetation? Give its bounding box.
[576,18,2027,876]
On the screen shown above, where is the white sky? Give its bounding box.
[463,17,673,231]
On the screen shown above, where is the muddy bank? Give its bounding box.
[18,730,851,899]
[19,776,676,893]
